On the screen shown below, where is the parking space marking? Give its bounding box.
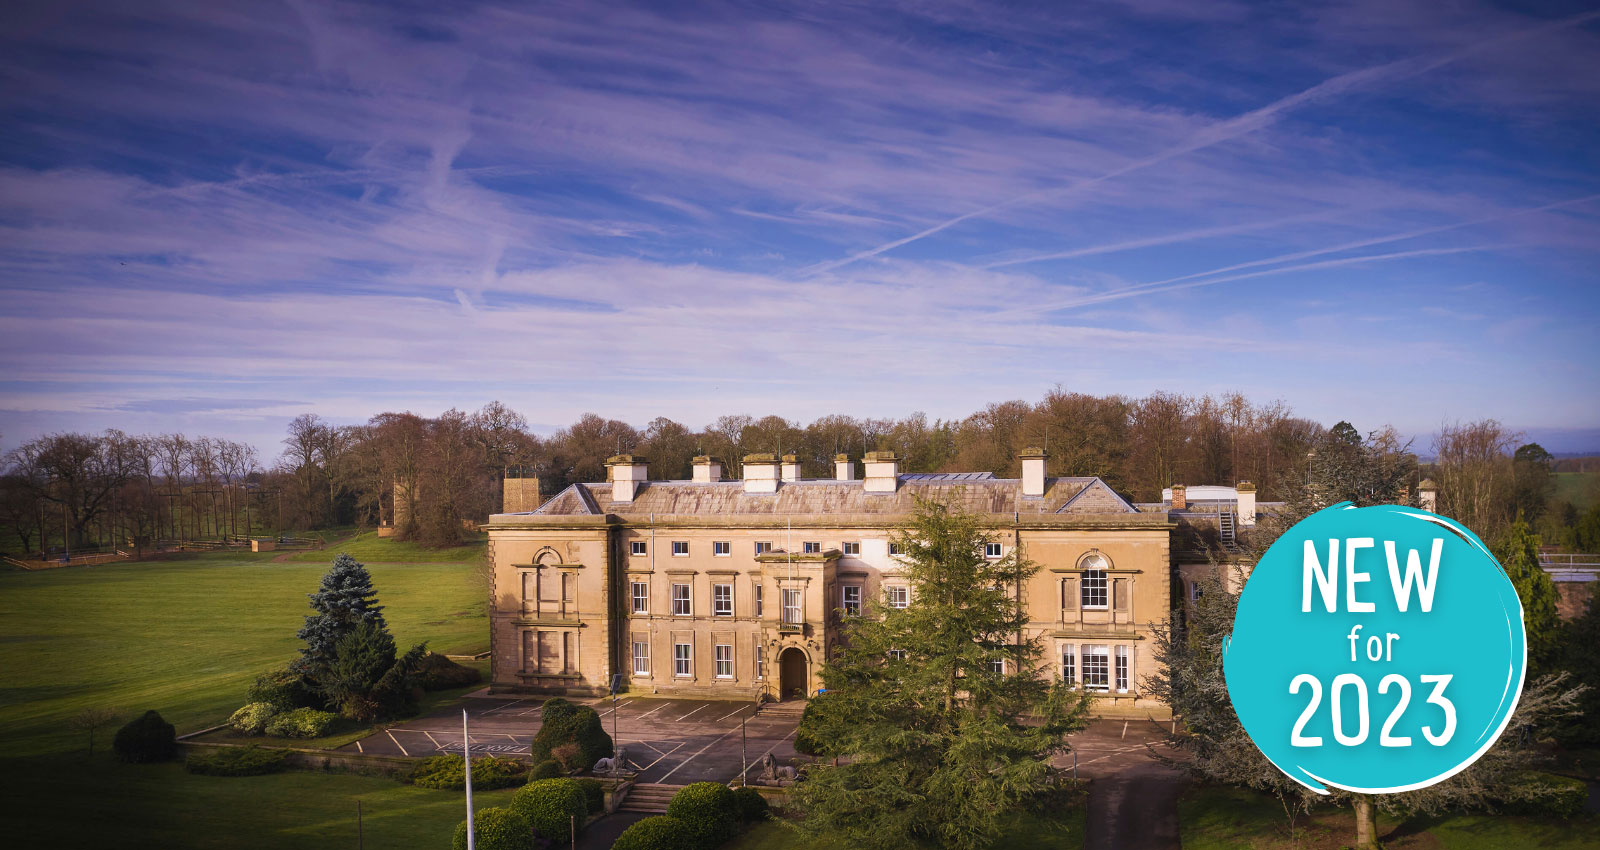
[622,739,684,772]
[659,725,746,782]
[483,698,531,715]
[596,700,632,718]
[423,731,443,750]
[717,706,751,721]
[385,729,411,757]
[739,727,799,780]
[636,702,672,719]
[676,704,708,721]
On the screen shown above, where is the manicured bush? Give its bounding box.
[247,667,320,710]
[185,745,290,777]
[416,652,482,691]
[731,785,768,822]
[510,778,588,843]
[575,777,605,814]
[610,815,697,850]
[264,707,339,738]
[227,702,280,735]
[1501,771,1587,818]
[528,698,612,770]
[528,759,562,780]
[409,755,528,790]
[666,781,738,848]
[113,710,177,763]
[450,806,534,850]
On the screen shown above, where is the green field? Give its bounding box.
[284,530,486,563]
[1178,784,1600,849]
[1553,472,1600,512]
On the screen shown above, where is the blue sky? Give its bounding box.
[1,0,1597,457]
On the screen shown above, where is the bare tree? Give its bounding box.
[1434,420,1519,539]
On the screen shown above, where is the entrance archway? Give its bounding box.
[778,647,808,701]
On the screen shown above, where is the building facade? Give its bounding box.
[485,450,1183,718]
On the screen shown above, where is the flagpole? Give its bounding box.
[464,708,475,850]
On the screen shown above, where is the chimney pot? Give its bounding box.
[1019,447,1048,497]
[742,453,781,494]
[862,451,900,493]
[606,455,648,502]
[1171,484,1187,511]
[692,455,723,484]
[780,453,802,482]
[834,453,855,481]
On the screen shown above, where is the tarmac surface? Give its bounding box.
[1060,718,1186,850]
[344,692,803,785]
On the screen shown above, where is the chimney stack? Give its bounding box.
[742,453,781,494]
[1019,447,1048,497]
[834,453,855,481]
[606,455,648,503]
[1236,481,1256,527]
[862,451,900,493]
[502,472,543,513]
[692,455,723,484]
[781,453,802,482]
[1418,478,1438,513]
[1171,484,1187,511]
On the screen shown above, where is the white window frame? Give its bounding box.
[754,541,772,554]
[632,640,650,675]
[755,643,765,680]
[713,541,730,557]
[715,644,733,679]
[886,586,909,608]
[1081,569,1108,610]
[888,542,904,556]
[842,585,862,616]
[754,584,764,617]
[984,542,1003,559]
[1115,645,1130,693]
[671,540,689,557]
[803,541,821,554]
[713,583,733,617]
[631,580,649,614]
[781,588,802,624]
[887,649,907,660]
[630,540,647,556]
[671,583,692,616]
[1082,644,1110,692]
[989,658,1005,674]
[843,541,860,556]
[1061,644,1076,687]
[673,642,692,677]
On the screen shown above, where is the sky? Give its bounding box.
[1,0,1598,459]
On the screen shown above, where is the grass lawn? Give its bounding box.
[724,806,1088,850]
[285,530,486,563]
[1179,783,1600,849]
[1553,472,1599,512]
[0,552,487,757]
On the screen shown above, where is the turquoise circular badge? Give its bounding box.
[1223,503,1525,794]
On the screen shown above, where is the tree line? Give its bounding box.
[4,390,1596,554]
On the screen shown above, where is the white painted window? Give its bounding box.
[671,540,689,557]
[1061,645,1076,687]
[782,588,802,624]
[887,649,907,660]
[755,643,765,679]
[632,640,650,675]
[715,644,733,679]
[630,540,647,556]
[1115,645,1130,693]
[672,583,691,616]
[989,658,1004,674]
[630,580,648,614]
[1191,582,1204,601]
[803,541,821,554]
[886,586,909,608]
[984,542,1003,559]
[713,583,733,617]
[1082,645,1110,691]
[1082,567,1108,610]
[888,542,904,556]
[754,584,763,616]
[843,542,860,555]
[842,585,862,616]
[673,642,692,676]
[754,541,773,554]
[713,541,730,556]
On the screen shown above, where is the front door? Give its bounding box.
[778,647,808,701]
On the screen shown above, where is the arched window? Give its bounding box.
[1080,552,1109,610]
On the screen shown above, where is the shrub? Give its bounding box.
[227,702,280,736]
[451,806,534,850]
[510,778,588,843]
[113,710,177,763]
[265,707,339,739]
[666,782,738,849]
[528,759,563,780]
[528,698,612,770]
[731,786,768,822]
[318,621,427,722]
[611,815,697,850]
[416,652,482,691]
[248,667,320,710]
[575,777,605,814]
[185,745,290,777]
[551,742,581,772]
[409,755,527,790]
[793,695,835,757]
[1501,771,1587,818]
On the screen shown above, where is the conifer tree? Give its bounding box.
[792,497,1091,850]
[1497,518,1561,675]
[294,553,386,677]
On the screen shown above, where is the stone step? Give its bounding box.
[617,783,687,813]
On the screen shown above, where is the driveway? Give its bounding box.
[1061,719,1186,850]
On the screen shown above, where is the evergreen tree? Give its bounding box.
[1496,519,1562,675]
[318,619,426,721]
[294,553,387,678]
[792,497,1091,850]
[1561,583,1600,747]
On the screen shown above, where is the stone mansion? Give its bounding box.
[484,451,1265,719]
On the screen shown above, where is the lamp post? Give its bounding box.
[464,709,475,850]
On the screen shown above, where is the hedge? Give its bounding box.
[731,786,768,822]
[409,755,528,790]
[416,652,482,691]
[528,698,612,770]
[510,778,588,843]
[228,702,279,735]
[1501,771,1588,818]
[528,759,562,780]
[265,707,339,738]
[576,777,605,814]
[666,782,738,849]
[185,745,290,777]
[113,710,177,763]
[247,667,320,710]
[451,807,534,850]
[610,815,698,850]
